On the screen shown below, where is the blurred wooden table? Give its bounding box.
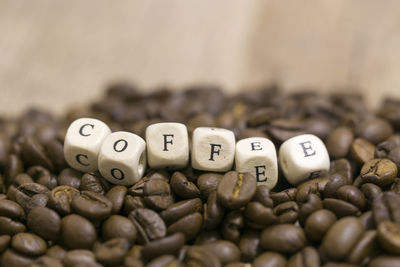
[1,0,400,116]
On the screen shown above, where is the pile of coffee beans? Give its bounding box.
[0,83,400,266]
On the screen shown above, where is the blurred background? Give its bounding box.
[1,0,400,116]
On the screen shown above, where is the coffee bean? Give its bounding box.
[15,182,49,212]
[141,232,185,260]
[143,178,174,211]
[184,246,221,267]
[27,206,60,241]
[0,216,26,235]
[388,146,400,169]
[0,199,25,221]
[375,134,400,158]
[195,231,221,245]
[305,209,337,242]
[360,159,398,186]
[346,230,378,264]
[147,254,182,267]
[202,240,241,265]
[129,208,166,242]
[252,185,274,208]
[323,198,360,217]
[21,137,54,171]
[253,252,287,267]
[161,198,202,225]
[94,238,130,266]
[11,232,47,256]
[324,174,349,198]
[329,158,354,184]
[336,185,366,210]
[244,201,276,228]
[298,194,323,226]
[217,171,256,210]
[27,165,57,189]
[267,119,305,144]
[261,224,306,254]
[46,245,66,261]
[356,118,394,144]
[203,191,225,231]
[369,256,400,267]
[196,173,222,200]
[123,195,146,214]
[31,256,63,267]
[326,126,354,159]
[239,230,261,262]
[80,171,110,195]
[71,190,112,221]
[58,168,82,189]
[361,183,382,207]
[1,249,34,267]
[270,188,297,205]
[296,178,328,203]
[350,138,375,165]
[43,139,67,171]
[221,210,244,242]
[372,191,400,224]
[320,217,364,261]
[273,201,299,224]
[48,185,79,215]
[287,246,320,267]
[0,235,10,253]
[63,249,99,267]
[167,212,202,241]
[105,185,127,214]
[378,221,400,255]
[5,154,24,186]
[13,173,34,186]
[61,214,97,249]
[171,171,200,199]
[391,177,400,193]
[102,215,137,243]
[360,211,375,230]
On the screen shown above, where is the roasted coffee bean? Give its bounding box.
[369,256,400,267]
[58,168,82,189]
[147,254,182,267]
[80,171,110,195]
[305,209,337,242]
[326,126,354,159]
[391,177,400,194]
[356,118,394,144]
[377,221,400,255]
[105,185,127,214]
[350,138,375,165]
[46,245,66,261]
[323,198,360,217]
[161,198,202,225]
[372,191,400,224]
[195,231,221,245]
[361,183,382,207]
[0,235,10,253]
[123,195,146,214]
[13,173,34,186]
[270,188,297,205]
[15,182,49,212]
[48,185,79,215]
[63,249,99,267]
[143,178,174,211]
[167,212,202,241]
[129,208,166,242]
[171,171,200,199]
[320,217,364,261]
[31,256,63,267]
[298,194,323,225]
[253,252,287,267]
[274,201,298,224]
[221,210,244,243]
[1,249,34,267]
[360,211,376,230]
[61,214,97,249]
[324,174,349,198]
[27,206,60,241]
[217,171,257,210]
[346,230,378,264]
[336,185,366,210]
[102,215,137,243]
[0,199,25,221]
[202,240,241,264]
[141,232,185,260]
[287,246,320,267]
[239,230,261,262]
[360,159,398,186]
[252,185,274,208]
[244,201,276,228]
[375,134,400,158]
[43,139,67,171]
[5,154,24,186]
[203,191,225,231]
[21,137,53,171]
[0,216,26,235]
[184,245,221,267]
[329,158,353,184]
[196,173,223,200]
[11,232,47,256]
[267,118,305,144]
[94,238,130,266]
[71,190,112,221]
[261,224,306,254]
[296,178,328,203]
[128,170,169,197]
[27,165,57,189]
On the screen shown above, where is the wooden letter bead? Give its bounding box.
[64,118,111,172]
[145,122,189,169]
[279,134,330,185]
[235,137,278,189]
[191,127,235,172]
[98,131,146,186]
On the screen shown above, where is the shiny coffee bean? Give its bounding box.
[102,215,137,244]
[161,198,202,225]
[270,188,297,205]
[27,206,60,241]
[273,201,299,224]
[62,249,99,267]
[141,232,185,260]
[184,245,221,267]
[287,246,320,267]
[329,158,353,184]
[171,171,201,199]
[46,245,66,261]
[202,240,241,265]
[261,224,306,254]
[48,185,79,215]
[58,168,82,189]
[167,212,203,241]
[377,221,400,255]
[356,118,393,144]
[305,209,337,242]
[296,178,328,203]
[360,159,398,187]
[361,183,382,207]
[80,171,110,195]
[252,185,274,208]
[326,126,354,159]
[336,185,366,210]
[15,182,49,212]
[1,249,34,267]
[221,210,244,243]
[61,214,97,249]
[253,252,287,267]
[375,134,400,158]
[123,195,146,214]
[31,256,63,267]
[105,185,127,214]
[0,199,25,221]
[129,208,166,242]
[196,173,223,200]
[217,171,257,210]
[143,178,174,211]
[71,190,112,221]
[21,137,53,171]
[350,138,375,165]
[0,216,26,235]
[323,198,360,218]
[203,191,225,231]
[239,230,261,262]
[244,201,276,228]
[372,191,400,224]
[298,194,323,226]
[94,238,130,266]
[369,256,400,267]
[346,229,377,264]
[11,232,47,256]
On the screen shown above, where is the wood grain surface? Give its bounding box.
[1,0,400,116]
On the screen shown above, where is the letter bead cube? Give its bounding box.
[64,118,111,172]
[279,134,330,185]
[145,122,189,169]
[191,127,235,172]
[235,137,278,189]
[98,131,146,186]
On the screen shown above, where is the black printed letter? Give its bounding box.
[79,123,94,137]
[209,144,222,161]
[255,165,267,182]
[299,141,316,157]
[163,134,174,151]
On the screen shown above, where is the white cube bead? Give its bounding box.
[235,137,278,189]
[64,118,111,172]
[191,127,235,172]
[145,122,189,169]
[98,131,146,186]
[279,134,330,185]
